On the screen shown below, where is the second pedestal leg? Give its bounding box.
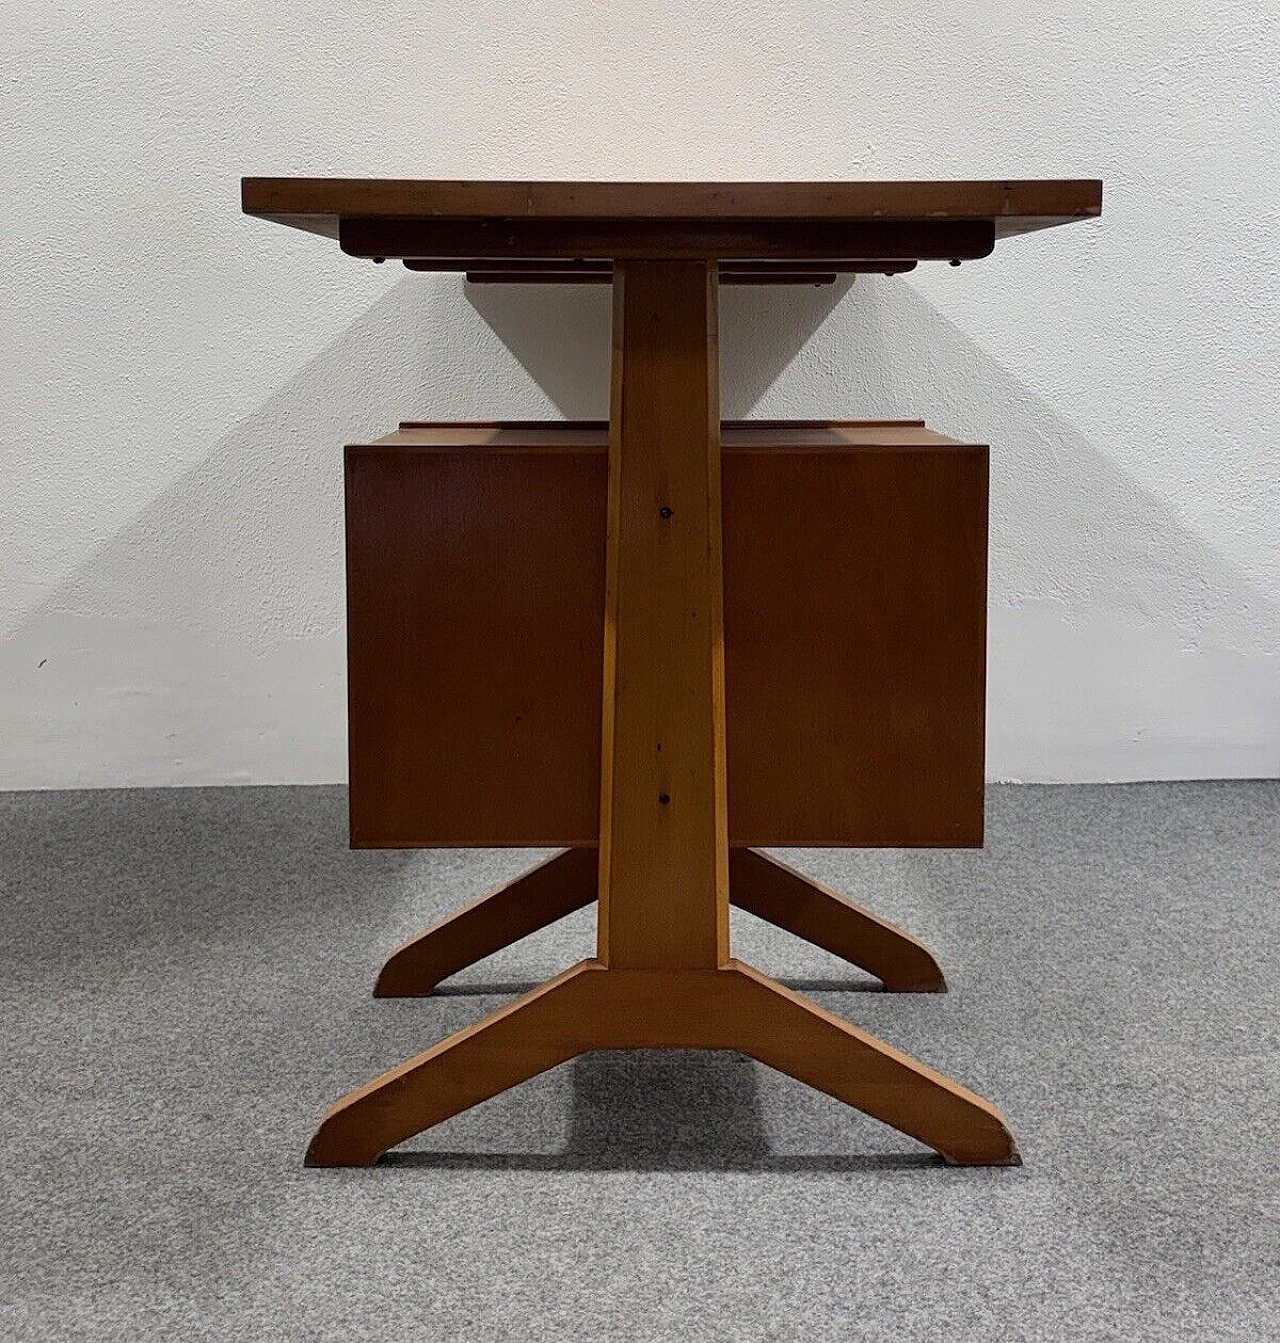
[377,844,946,994]
[374,847,597,996]
[729,848,947,991]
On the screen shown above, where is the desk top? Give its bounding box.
[242,178,1100,275]
[242,178,1100,237]
[377,419,965,450]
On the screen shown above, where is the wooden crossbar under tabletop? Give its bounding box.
[241,177,1102,1167]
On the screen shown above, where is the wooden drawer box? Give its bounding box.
[344,420,987,848]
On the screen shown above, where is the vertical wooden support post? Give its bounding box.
[597,260,730,970]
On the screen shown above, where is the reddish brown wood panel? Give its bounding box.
[241,177,1102,241]
[345,427,987,848]
[722,446,988,846]
[344,446,607,847]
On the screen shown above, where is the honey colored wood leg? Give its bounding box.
[724,962,1018,1166]
[374,847,598,996]
[308,957,1017,1166]
[729,847,947,992]
[306,960,607,1166]
[597,258,729,970]
[375,844,944,997]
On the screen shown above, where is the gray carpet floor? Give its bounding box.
[1,781,1276,1342]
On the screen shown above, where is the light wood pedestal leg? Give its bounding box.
[307,259,1017,1168]
[307,960,1014,1167]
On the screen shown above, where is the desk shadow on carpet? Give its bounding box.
[382,1049,940,1172]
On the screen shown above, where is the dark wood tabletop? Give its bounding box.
[242,178,1100,233]
[242,178,1101,275]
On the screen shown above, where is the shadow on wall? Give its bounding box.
[4,281,450,785]
[6,272,1277,785]
[3,273,855,785]
[462,274,857,418]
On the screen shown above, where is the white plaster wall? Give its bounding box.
[2,1,1277,788]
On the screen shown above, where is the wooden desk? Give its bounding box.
[242,179,1102,1167]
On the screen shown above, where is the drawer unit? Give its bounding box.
[344,420,987,848]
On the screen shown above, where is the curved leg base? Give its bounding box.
[308,961,603,1166]
[307,959,1017,1168]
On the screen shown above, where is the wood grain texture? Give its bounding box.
[722,441,989,846]
[724,962,1017,1166]
[306,961,1018,1166]
[344,424,987,847]
[343,444,606,847]
[261,177,1045,1173]
[305,961,599,1167]
[241,177,1102,240]
[596,261,729,969]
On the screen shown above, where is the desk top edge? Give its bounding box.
[357,420,981,451]
[241,178,1102,239]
